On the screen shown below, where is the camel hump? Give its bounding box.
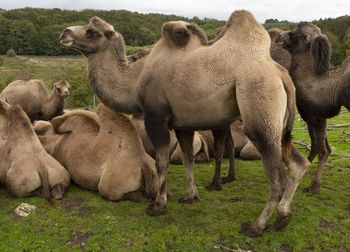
[161,21,208,48]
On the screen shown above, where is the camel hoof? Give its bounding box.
[221,176,236,184]
[303,182,320,194]
[146,202,167,216]
[239,223,263,237]
[205,182,222,191]
[178,195,199,204]
[274,213,292,231]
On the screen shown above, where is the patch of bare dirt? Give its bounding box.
[280,244,293,252]
[59,196,85,212]
[319,218,334,230]
[69,231,91,250]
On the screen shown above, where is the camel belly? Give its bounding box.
[169,87,240,130]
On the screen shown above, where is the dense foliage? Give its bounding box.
[0,8,349,65]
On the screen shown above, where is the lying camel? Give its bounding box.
[59,12,309,237]
[0,79,70,121]
[277,22,350,193]
[45,105,159,201]
[0,101,70,200]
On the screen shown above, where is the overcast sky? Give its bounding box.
[0,0,349,22]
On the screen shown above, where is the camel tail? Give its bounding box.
[281,69,296,162]
[141,155,159,197]
[37,162,51,201]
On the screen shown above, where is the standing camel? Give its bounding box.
[59,11,309,237]
[59,17,236,192]
[0,79,70,121]
[278,22,350,193]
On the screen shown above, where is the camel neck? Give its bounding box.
[86,47,143,114]
[289,52,316,84]
[43,92,64,120]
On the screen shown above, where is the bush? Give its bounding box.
[6,48,16,57]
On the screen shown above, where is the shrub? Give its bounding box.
[6,48,16,57]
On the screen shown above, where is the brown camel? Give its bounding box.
[0,79,70,121]
[0,101,70,200]
[131,115,210,164]
[59,17,236,192]
[59,12,309,236]
[199,120,261,160]
[45,105,159,201]
[33,120,64,154]
[268,28,292,71]
[277,22,350,193]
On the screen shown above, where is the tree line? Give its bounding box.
[0,8,349,65]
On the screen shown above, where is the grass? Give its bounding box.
[0,56,350,251]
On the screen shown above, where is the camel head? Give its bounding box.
[59,16,119,54]
[268,28,289,43]
[161,21,208,48]
[54,80,71,98]
[51,110,100,135]
[279,22,331,75]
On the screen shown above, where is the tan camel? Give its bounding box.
[46,105,159,201]
[277,22,350,193]
[268,28,292,70]
[59,12,309,236]
[0,101,70,200]
[59,17,237,192]
[33,120,63,154]
[0,79,70,121]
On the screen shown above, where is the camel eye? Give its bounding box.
[86,29,101,39]
[56,87,61,92]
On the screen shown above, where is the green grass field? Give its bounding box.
[0,56,350,251]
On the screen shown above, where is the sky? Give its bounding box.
[0,0,349,22]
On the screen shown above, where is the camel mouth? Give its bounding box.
[60,40,74,47]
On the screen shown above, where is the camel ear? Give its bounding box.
[311,35,331,75]
[0,100,10,115]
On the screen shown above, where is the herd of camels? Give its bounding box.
[0,9,349,237]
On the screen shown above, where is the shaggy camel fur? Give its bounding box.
[47,105,159,201]
[59,17,236,192]
[0,79,70,121]
[0,101,70,200]
[59,12,310,236]
[278,22,350,193]
[268,28,292,71]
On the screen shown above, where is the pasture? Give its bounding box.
[0,56,350,251]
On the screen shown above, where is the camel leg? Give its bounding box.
[275,144,310,230]
[205,127,228,191]
[144,114,170,216]
[175,130,199,203]
[221,127,236,184]
[306,121,330,194]
[307,123,318,162]
[240,141,286,237]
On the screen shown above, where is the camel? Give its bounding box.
[268,28,292,71]
[33,120,63,154]
[0,100,70,200]
[59,12,309,236]
[44,105,159,201]
[59,17,237,192]
[277,22,350,193]
[0,79,70,121]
